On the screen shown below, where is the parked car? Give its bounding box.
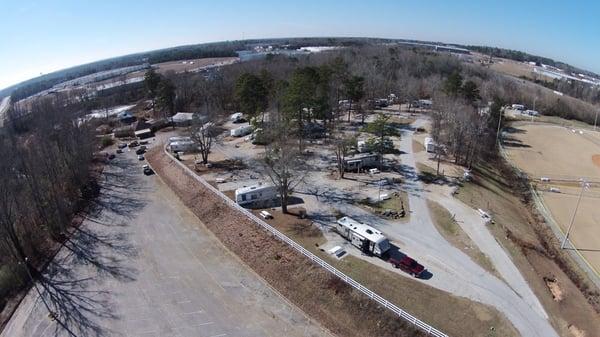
[108,154,116,160]
[137,154,145,161]
[117,143,127,149]
[139,145,147,151]
[116,149,123,154]
[128,141,139,148]
[142,165,153,175]
[389,256,425,278]
[135,148,145,155]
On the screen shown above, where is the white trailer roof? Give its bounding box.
[235,183,275,195]
[336,216,387,243]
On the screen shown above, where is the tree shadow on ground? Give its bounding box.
[32,156,146,337]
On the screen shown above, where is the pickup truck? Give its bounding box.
[389,256,425,278]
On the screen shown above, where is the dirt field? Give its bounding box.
[504,123,600,278]
[504,123,600,180]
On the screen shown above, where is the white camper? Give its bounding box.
[335,217,391,257]
[511,104,525,111]
[230,112,244,123]
[424,137,436,153]
[235,183,278,207]
[169,140,196,152]
[230,125,253,137]
[357,140,368,153]
[343,153,380,172]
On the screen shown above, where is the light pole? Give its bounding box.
[561,179,589,249]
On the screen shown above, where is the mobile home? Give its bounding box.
[234,183,278,208]
[230,125,253,137]
[335,217,391,257]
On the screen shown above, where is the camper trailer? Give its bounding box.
[234,183,278,208]
[424,137,437,153]
[168,136,192,143]
[357,140,368,153]
[415,99,432,109]
[343,153,380,172]
[230,112,245,123]
[511,104,525,111]
[169,140,196,153]
[230,125,253,137]
[335,217,391,257]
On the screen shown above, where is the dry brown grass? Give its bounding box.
[455,162,600,337]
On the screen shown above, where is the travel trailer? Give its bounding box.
[335,217,391,257]
[234,183,278,208]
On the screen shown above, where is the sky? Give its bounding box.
[0,0,599,89]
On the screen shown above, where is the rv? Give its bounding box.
[424,137,437,153]
[415,99,432,109]
[169,140,196,153]
[335,217,391,257]
[343,153,380,172]
[230,112,245,123]
[511,104,525,111]
[234,183,278,208]
[168,136,192,143]
[357,140,368,153]
[230,125,253,137]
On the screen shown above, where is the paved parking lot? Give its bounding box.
[1,146,329,337]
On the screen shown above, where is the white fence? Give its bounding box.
[163,148,449,337]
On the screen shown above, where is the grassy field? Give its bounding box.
[265,210,519,337]
[426,200,499,278]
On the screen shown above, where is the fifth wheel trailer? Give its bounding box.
[335,217,391,257]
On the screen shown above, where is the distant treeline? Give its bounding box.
[3,37,596,102]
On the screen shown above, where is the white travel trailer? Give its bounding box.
[357,140,368,153]
[230,112,245,123]
[168,136,192,143]
[230,125,253,137]
[511,104,525,110]
[169,140,196,152]
[335,217,391,257]
[235,183,278,207]
[424,137,437,153]
[343,153,380,172]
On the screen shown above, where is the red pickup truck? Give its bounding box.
[389,256,425,278]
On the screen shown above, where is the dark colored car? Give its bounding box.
[142,165,153,175]
[108,154,116,160]
[116,149,123,154]
[389,256,425,278]
[117,143,127,149]
[135,148,145,155]
[128,141,139,148]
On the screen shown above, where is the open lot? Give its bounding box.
[1,140,329,337]
[503,123,600,276]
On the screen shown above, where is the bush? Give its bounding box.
[101,135,114,148]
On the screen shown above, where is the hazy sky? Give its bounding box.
[1,0,599,89]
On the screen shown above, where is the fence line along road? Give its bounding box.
[162,147,448,337]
